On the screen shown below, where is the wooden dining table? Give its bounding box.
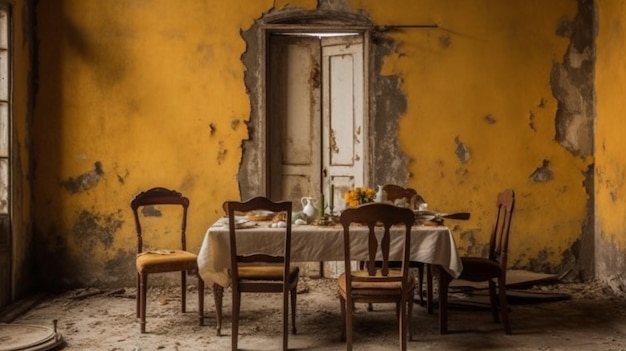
[196,217,464,335]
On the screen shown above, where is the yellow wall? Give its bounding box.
[32,0,596,287]
[596,1,626,283]
[357,0,588,272]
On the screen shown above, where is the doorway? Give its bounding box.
[267,32,367,212]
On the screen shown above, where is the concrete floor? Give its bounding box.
[6,277,626,350]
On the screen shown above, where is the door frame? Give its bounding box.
[240,23,372,200]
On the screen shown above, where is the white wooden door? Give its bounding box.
[268,34,365,214]
[268,35,322,207]
[321,36,365,212]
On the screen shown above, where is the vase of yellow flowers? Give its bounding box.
[343,186,376,208]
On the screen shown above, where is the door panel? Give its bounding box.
[322,37,364,211]
[268,34,365,214]
[268,35,321,208]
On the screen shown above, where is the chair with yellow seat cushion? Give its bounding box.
[131,187,204,333]
[225,196,299,351]
[338,202,416,351]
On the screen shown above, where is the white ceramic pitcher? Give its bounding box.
[301,197,318,219]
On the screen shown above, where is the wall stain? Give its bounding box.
[217,140,227,165]
[529,159,553,182]
[454,137,470,163]
[61,161,104,193]
[528,110,536,131]
[230,119,240,130]
[438,33,452,48]
[484,113,496,124]
[73,209,123,252]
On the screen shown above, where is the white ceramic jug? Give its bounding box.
[375,185,387,203]
[301,197,318,219]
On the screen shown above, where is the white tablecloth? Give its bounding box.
[197,221,463,287]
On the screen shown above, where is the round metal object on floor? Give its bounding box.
[0,323,63,351]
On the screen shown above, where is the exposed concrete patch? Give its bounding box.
[371,30,409,186]
[551,0,595,158]
[529,159,553,182]
[317,0,351,12]
[60,161,104,193]
[141,205,161,217]
[596,233,626,295]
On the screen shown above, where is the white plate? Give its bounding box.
[215,217,250,228]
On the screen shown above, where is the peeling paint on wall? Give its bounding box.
[60,161,104,193]
[454,137,470,163]
[529,159,554,182]
[551,0,595,158]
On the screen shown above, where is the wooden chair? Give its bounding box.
[338,202,416,351]
[382,184,427,307]
[131,187,205,333]
[382,184,425,208]
[225,197,299,351]
[432,189,515,334]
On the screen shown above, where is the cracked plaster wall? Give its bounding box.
[27,0,610,289]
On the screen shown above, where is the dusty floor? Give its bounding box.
[6,277,626,351]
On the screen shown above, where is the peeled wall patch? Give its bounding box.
[454,137,470,163]
[529,159,553,182]
[551,0,595,157]
[61,161,104,193]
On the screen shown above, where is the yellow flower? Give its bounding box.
[343,186,375,207]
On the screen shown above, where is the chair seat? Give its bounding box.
[338,270,416,296]
[459,257,503,282]
[238,265,300,281]
[136,250,198,273]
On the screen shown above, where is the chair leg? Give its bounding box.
[489,280,499,323]
[140,273,148,333]
[339,296,347,342]
[282,292,288,351]
[290,286,297,334]
[198,273,205,326]
[426,265,434,314]
[417,263,425,306]
[136,273,141,318]
[498,277,512,334]
[399,297,408,351]
[436,269,452,335]
[181,271,187,313]
[346,296,354,351]
[408,291,414,341]
[231,290,241,351]
[213,283,224,336]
